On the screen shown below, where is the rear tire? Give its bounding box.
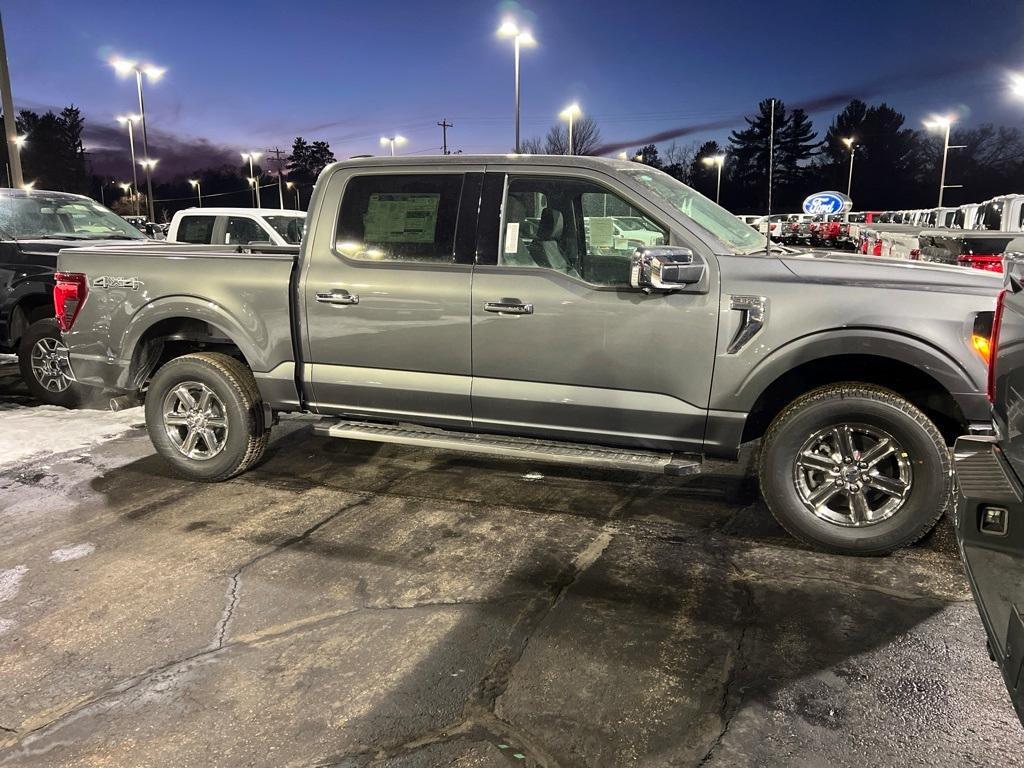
[19,318,83,408]
[758,383,950,555]
[145,352,269,482]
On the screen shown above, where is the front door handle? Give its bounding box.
[484,299,533,315]
[316,289,359,306]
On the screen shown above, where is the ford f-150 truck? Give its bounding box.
[56,155,1001,555]
[952,250,1024,724]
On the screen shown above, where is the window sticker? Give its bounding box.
[504,222,520,253]
[363,193,440,243]
[587,217,615,248]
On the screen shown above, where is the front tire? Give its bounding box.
[758,384,950,555]
[18,318,83,408]
[145,352,269,482]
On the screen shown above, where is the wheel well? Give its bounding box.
[10,296,55,347]
[128,318,251,389]
[741,354,968,446]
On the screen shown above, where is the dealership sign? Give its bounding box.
[802,191,852,215]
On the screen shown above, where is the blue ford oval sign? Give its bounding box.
[802,191,852,215]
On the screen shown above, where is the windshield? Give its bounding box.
[0,196,144,240]
[263,214,305,244]
[623,168,765,254]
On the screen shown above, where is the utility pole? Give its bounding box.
[0,11,23,188]
[437,119,453,155]
[266,146,287,208]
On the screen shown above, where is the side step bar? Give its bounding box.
[314,419,701,476]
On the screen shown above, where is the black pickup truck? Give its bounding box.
[0,188,147,405]
[953,255,1024,725]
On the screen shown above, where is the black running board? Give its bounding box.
[314,419,701,476]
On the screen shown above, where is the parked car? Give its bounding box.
[0,188,149,405]
[952,249,1024,725]
[57,154,1000,555]
[167,207,306,246]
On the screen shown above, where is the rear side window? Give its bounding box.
[336,174,463,263]
[225,216,266,245]
[177,215,215,244]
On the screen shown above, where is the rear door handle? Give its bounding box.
[484,299,533,315]
[316,289,359,306]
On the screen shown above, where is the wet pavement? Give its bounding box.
[0,359,1022,767]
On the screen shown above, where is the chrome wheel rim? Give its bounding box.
[30,336,73,393]
[162,381,229,461]
[792,423,912,527]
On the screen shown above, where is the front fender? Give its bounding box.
[713,327,987,419]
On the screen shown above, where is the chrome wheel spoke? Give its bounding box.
[865,473,908,499]
[860,438,895,469]
[174,386,197,410]
[833,426,857,462]
[181,428,200,455]
[164,413,189,426]
[197,388,212,413]
[798,451,837,473]
[199,428,221,454]
[808,478,842,507]
[205,416,227,428]
[850,490,871,524]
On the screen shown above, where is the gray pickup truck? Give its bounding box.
[56,155,1000,554]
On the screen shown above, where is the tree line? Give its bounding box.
[524,98,1024,214]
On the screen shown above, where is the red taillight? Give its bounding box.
[769,223,776,231]
[957,254,1004,273]
[871,238,882,256]
[989,289,1006,402]
[54,272,88,332]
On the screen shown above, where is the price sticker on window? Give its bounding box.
[504,222,520,254]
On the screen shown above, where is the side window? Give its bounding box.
[224,216,266,245]
[501,176,667,287]
[177,215,215,244]
[336,174,463,263]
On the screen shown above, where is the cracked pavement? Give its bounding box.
[0,362,1022,766]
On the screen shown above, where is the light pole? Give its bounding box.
[188,179,202,207]
[7,132,25,187]
[138,158,158,214]
[379,135,406,156]
[116,115,141,216]
[119,182,134,213]
[923,115,964,207]
[701,154,726,204]
[497,19,536,154]
[286,181,301,210]
[559,103,581,155]
[842,137,856,198]
[111,57,164,222]
[242,152,262,207]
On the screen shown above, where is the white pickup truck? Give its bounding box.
[167,207,306,247]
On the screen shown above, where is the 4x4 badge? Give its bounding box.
[92,276,144,290]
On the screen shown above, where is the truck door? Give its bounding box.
[302,166,482,427]
[469,170,718,452]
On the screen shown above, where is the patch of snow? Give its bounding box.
[0,565,27,603]
[0,404,143,468]
[522,471,545,481]
[0,617,13,635]
[49,543,96,563]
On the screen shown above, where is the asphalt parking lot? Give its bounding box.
[1,357,1022,767]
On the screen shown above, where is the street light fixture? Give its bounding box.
[379,135,406,156]
[841,137,856,198]
[116,115,141,216]
[497,18,536,153]
[241,152,262,207]
[1011,73,1024,99]
[13,133,25,149]
[559,103,581,155]
[923,114,965,207]
[286,181,301,210]
[701,154,726,204]
[22,180,34,191]
[188,179,202,207]
[110,56,164,222]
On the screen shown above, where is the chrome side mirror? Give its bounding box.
[630,246,705,293]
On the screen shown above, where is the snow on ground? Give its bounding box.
[0,403,144,469]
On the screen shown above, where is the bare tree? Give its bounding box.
[542,115,602,156]
[520,136,545,154]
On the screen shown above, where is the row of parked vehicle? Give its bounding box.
[735,212,862,250]
[851,196,1024,273]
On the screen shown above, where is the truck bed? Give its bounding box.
[57,243,299,401]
